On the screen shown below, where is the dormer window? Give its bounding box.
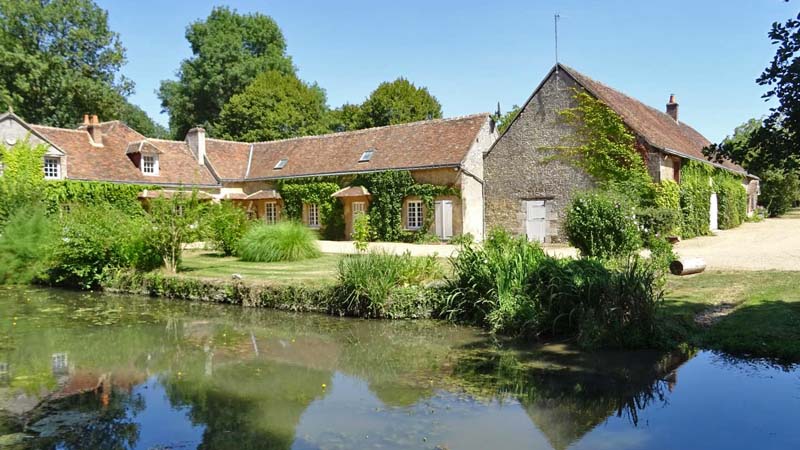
[274,158,288,170]
[43,157,60,179]
[359,149,375,162]
[142,154,159,175]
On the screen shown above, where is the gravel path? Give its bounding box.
[674,210,800,271]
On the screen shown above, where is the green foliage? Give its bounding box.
[679,161,713,238]
[0,205,57,284]
[636,206,681,239]
[0,139,47,223]
[564,191,641,259]
[216,70,329,141]
[352,212,372,252]
[144,192,206,273]
[713,171,747,229]
[51,205,161,289]
[354,171,457,242]
[327,103,362,132]
[43,180,152,216]
[355,78,443,129]
[442,231,663,347]
[495,104,521,134]
[759,168,799,217]
[205,202,252,256]
[333,251,443,318]
[0,0,163,135]
[277,180,341,235]
[158,6,295,137]
[559,90,653,197]
[238,222,321,262]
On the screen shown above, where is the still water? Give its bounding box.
[0,287,797,450]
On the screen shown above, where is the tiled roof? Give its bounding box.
[205,114,490,181]
[331,185,371,198]
[245,189,281,200]
[30,121,218,186]
[557,65,746,175]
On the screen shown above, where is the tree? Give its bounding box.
[327,103,362,132]
[144,192,206,273]
[495,104,521,134]
[355,78,442,129]
[216,71,329,141]
[158,7,295,138]
[0,0,164,136]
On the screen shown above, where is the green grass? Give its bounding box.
[179,250,342,286]
[238,222,321,262]
[665,271,800,362]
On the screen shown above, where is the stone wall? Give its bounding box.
[0,115,66,178]
[483,70,595,242]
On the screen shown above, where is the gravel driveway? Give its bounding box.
[674,210,800,271]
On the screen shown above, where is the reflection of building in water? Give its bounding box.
[52,352,69,375]
[0,362,9,385]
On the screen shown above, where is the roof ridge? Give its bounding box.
[206,113,491,146]
[31,124,87,133]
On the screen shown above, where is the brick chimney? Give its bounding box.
[666,94,678,122]
[87,114,103,146]
[186,127,206,166]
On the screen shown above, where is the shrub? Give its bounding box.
[759,168,799,217]
[714,172,747,229]
[636,206,681,238]
[0,205,57,285]
[205,202,251,256]
[333,251,443,318]
[144,192,206,273]
[238,222,321,262]
[352,212,372,252]
[565,191,641,259]
[51,205,161,289]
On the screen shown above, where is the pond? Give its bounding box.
[0,287,798,450]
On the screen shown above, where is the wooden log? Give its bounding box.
[669,258,706,276]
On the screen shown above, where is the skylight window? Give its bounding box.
[274,158,288,170]
[359,149,375,162]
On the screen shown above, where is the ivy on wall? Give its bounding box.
[679,161,714,238]
[713,171,747,230]
[354,170,458,242]
[43,180,157,216]
[276,179,342,239]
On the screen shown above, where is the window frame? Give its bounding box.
[142,154,159,175]
[264,201,277,224]
[307,203,320,228]
[274,158,288,170]
[43,157,60,179]
[406,200,423,230]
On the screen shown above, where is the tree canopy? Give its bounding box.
[216,71,329,142]
[0,0,166,137]
[495,104,521,134]
[350,78,442,130]
[158,6,295,138]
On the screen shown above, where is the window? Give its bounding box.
[307,203,320,228]
[43,157,60,179]
[142,155,158,175]
[274,158,288,170]
[352,201,366,223]
[359,149,374,162]
[265,202,277,224]
[406,200,423,230]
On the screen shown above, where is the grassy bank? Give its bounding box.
[665,271,800,362]
[179,250,341,285]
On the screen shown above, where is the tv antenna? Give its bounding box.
[554,13,561,89]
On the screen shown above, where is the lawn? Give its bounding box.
[665,271,800,362]
[179,250,343,285]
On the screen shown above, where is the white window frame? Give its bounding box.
[264,201,277,224]
[406,200,423,230]
[43,157,60,179]
[142,154,159,175]
[307,203,320,228]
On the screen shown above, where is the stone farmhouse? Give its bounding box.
[0,111,494,241]
[484,64,760,243]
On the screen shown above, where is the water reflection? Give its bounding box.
[0,287,797,450]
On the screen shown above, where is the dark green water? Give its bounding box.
[0,287,797,450]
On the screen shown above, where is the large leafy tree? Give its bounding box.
[0,0,165,137]
[354,78,442,129]
[216,71,329,142]
[158,7,295,138]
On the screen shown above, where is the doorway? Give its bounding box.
[434,200,453,240]
[525,200,547,242]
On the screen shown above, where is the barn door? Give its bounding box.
[709,193,719,231]
[434,200,453,240]
[525,200,547,243]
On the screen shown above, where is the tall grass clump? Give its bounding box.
[441,230,664,348]
[238,222,321,262]
[0,206,57,285]
[334,251,443,318]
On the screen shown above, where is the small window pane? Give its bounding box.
[43,157,60,179]
[406,201,423,230]
[274,158,288,169]
[359,149,374,162]
[265,202,277,224]
[142,155,157,175]
[307,203,319,227]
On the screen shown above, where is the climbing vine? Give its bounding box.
[713,170,747,230]
[276,179,343,239]
[43,180,157,216]
[679,161,714,238]
[0,139,47,223]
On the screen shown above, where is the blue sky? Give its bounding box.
[96,0,794,142]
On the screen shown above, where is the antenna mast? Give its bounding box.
[554,13,561,88]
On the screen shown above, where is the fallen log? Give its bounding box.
[670,258,706,276]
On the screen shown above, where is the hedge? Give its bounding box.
[679,161,713,238]
[44,180,155,216]
[713,171,747,229]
